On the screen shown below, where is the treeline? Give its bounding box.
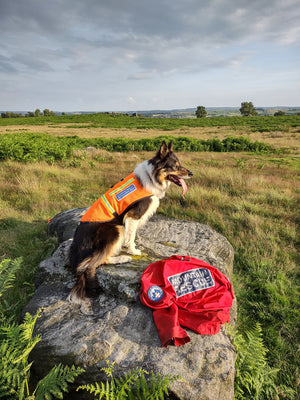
[1,112,24,118]
[196,102,300,118]
[1,109,60,118]
[0,133,275,163]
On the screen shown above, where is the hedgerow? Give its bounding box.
[0,133,275,163]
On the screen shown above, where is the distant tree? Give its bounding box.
[34,108,42,117]
[1,111,23,118]
[239,102,258,117]
[1,112,23,118]
[43,109,56,116]
[196,106,207,118]
[274,110,286,116]
[25,111,35,117]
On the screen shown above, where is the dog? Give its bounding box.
[68,140,193,304]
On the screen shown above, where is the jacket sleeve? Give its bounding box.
[178,308,230,335]
[153,304,190,347]
[140,289,190,347]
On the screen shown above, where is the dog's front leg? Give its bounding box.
[123,217,141,255]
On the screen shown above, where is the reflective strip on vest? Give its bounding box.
[80,173,153,222]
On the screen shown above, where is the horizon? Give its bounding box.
[1,105,300,114]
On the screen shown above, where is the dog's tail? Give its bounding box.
[67,224,123,304]
[67,251,107,304]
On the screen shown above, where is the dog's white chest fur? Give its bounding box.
[123,195,159,256]
[134,160,169,199]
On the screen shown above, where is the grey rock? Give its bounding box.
[47,207,87,243]
[24,210,237,400]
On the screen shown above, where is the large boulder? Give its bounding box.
[24,209,237,400]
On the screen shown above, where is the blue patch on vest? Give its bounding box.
[168,268,215,298]
[148,285,163,302]
[115,184,137,201]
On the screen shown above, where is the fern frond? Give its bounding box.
[131,371,148,400]
[0,339,32,399]
[144,372,181,400]
[0,258,22,299]
[234,322,279,400]
[20,311,42,343]
[77,381,114,399]
[101,360,116,379]
[0,319,18,338]
[33,363,84,400]
[114,367,147,399]
[1,308,83,400]
[0,312,41,365]
[77,360,181,400]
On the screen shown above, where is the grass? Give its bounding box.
[0,116,299,398]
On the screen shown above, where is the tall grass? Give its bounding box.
[0,140,299,397]
[163,153,299,397]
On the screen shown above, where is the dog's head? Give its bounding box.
[150,140,193,194]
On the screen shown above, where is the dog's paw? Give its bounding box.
[128,248,142,256]
[67,292,93,314]
[80,301,94,315]
[108,255,132,264]
[66,291,81,304]
[117,255,133,263]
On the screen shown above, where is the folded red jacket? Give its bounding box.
[140,255,234,347]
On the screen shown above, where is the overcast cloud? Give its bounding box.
[0,0,299,111]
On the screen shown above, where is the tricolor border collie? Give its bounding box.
[68,140,193,303]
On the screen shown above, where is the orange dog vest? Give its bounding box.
[81,173,153,222]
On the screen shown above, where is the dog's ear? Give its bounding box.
[168,141,173,152]
[159,140,169,159]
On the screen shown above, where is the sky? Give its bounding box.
[0,0,300,112]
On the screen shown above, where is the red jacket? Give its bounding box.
[140,255,234,347]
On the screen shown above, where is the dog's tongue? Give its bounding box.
[179,178,187,195]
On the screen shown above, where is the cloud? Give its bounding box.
[128,72,157,80]
[128,96,136,104]
[0,0,299,109]
[1,1,299,72]
[0,54,17,73]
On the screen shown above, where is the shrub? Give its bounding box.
[0,133,276,163]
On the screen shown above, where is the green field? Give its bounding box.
[1,112,300,132]
[0,114,299,399]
